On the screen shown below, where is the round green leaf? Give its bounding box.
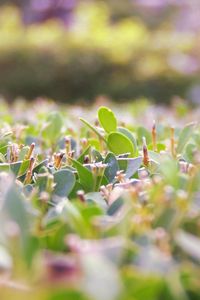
[107,132,135,157]
[53,169,75,197]
[98,106,117,133]
[118,127,137,154]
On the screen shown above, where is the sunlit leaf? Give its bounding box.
[98,106,117,133]
[107,132,135,157]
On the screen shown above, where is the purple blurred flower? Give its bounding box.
[175,1,200,32]
[22,0,77,26]
[133,0,200,32]
[134,0,185,8]
[31,0,76,11]
[168,54,199,75]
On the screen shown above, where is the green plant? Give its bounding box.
[0,101,200,300]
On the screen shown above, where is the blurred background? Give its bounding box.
[0,0,200,104]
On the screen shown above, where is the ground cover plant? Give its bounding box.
[0,99,200,300]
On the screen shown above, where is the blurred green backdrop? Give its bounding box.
[0,1,200,103]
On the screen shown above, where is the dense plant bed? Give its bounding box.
[0,99,200,300]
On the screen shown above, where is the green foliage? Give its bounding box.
[71,159,94,192]
[118,156,143,178]
[107,132,135,157]
[98,106,117,133]
[53,169,75,197]
[0,102,200,300]
[118,127,138,154]
[104,152,119,182]
[80,117,106,142]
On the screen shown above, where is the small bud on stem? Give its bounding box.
[77,190,86,203]
[80,138,88,149]
[84,155,90,164]
[55,152,64,169]
[142,137,149,166]
[25,143,35,160]
[24,157,35,184]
